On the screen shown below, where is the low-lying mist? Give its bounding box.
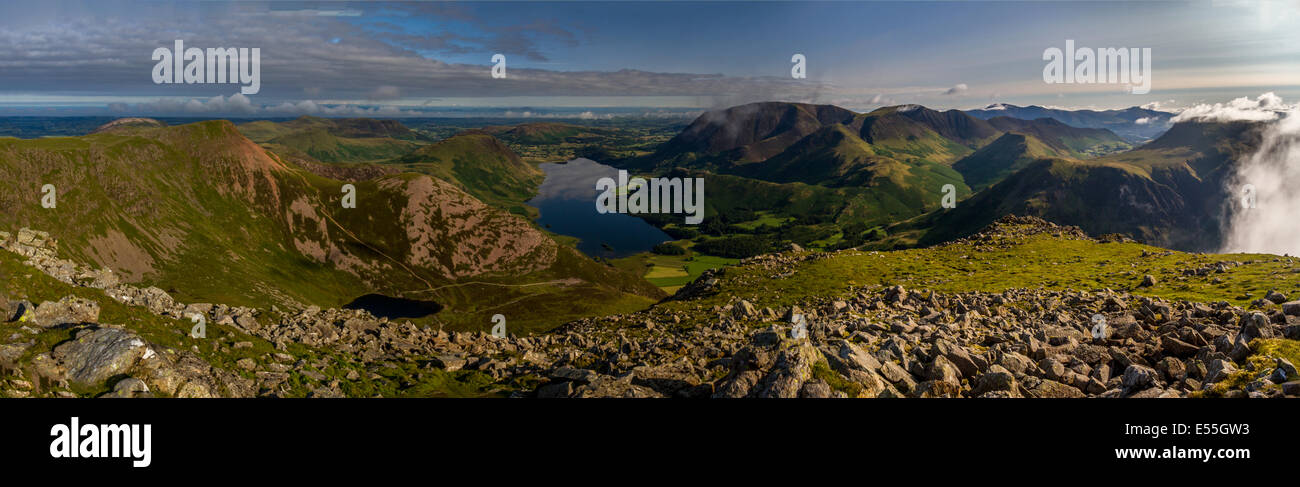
[1208,95,1300,256]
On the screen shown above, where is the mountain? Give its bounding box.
[238,116,429,164]
[966,104,1174,142]
[642,102,1005,173]
[480,122,618,145]
[950,118,1130,191]
[614,102,1140,254]
[984,116,1130,156]
[643,102,1127,182]
[952,132,1065,191]
[89,117,166,134]
[857,104,1000,148]
[894,119,1266,251]
[633,102,858,171]
[0,119,662,332]
[385,131,544,216]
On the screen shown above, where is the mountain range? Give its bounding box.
[1,99,1296,400]
[966,103,1175,142]
[238,116,432,164]
[0,118,662,333]
[618,101,1238,253]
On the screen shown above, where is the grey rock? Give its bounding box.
[550,367,599,384]
[52,327,150,388]
[29,296,100,328]
[1121,365,1157,392]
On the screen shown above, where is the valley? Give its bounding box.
[3,97,1298,399]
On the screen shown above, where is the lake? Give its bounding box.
[527,158,671,258]
[344,294,442,319]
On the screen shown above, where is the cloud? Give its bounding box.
[367,85,402,101]
[1221,100,1300,256]
[1140,99,1176,111]
[109,93,414,117]
[1172,92,1295,122]
[0,5,825,110]
[942,83,968,95]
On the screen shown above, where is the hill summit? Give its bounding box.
[90,117,166,134]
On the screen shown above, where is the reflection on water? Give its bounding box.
[527,158,671,258]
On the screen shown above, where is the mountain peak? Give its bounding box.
[90,117,165,134]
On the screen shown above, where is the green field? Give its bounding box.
[611,242,740,293]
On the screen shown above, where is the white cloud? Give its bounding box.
[1172,92,1295,122]
[942,83,968,95]
[1140,99,1176,111]
[1222,102,1300,256]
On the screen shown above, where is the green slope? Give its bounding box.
[239,116,428,164]
[666,216,1300,313]
[986,116,1131,157]
[0,120,663,333]
[953,132,1064,191]
[878,119,1267,252]
[384,132,544,216]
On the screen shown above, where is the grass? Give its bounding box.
[611,242,740,293]
[813,359,863,397]
[652,223,1300,315]
[1201,338,1300,397]
[731,211,791,231]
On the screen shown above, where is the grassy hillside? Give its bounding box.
[953,132,1064,191]
[239,116,428,164]
[0,120,662,333]
[385,132,544,216]
[985,116,1131,157]
[667,217,1300,313]
[873,119,1268,253]
[481,122,618,145]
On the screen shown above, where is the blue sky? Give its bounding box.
[0,0,1297,116]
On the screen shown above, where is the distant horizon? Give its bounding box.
[2,1,1298,117]
[0,99,1187,120]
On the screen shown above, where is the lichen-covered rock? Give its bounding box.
[52,327,150,387]
[29,296,100,328]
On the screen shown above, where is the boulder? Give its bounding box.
[1120,364,1157,392]
[29,296,100,328]
[52,327,151,388]
[1283,301,1300,316]
[1265,290,1288,305]
[1239,312,1273,340]
[972,365,1020,397]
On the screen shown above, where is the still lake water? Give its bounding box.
[344,294,442,319]
[527,158,671,258]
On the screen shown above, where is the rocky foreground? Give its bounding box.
[2,220,1299,398]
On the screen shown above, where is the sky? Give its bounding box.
[0,0,1298,117]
